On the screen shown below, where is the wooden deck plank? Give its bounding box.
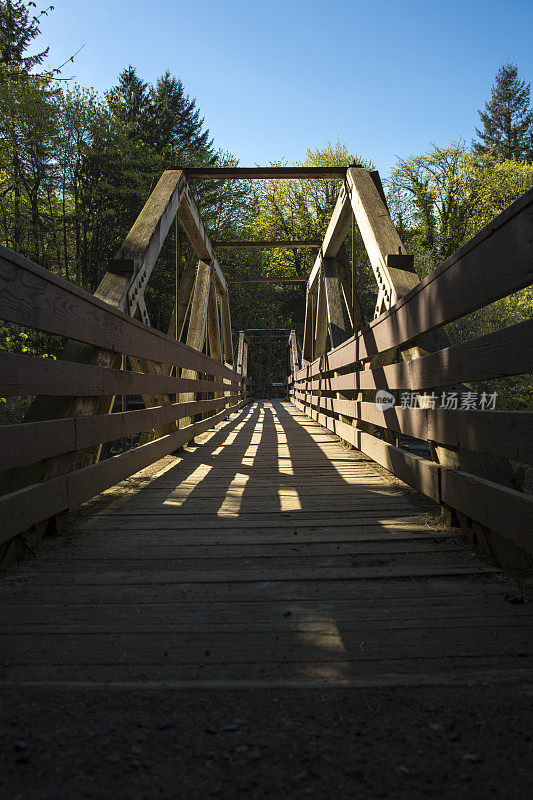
[0,399,530,686]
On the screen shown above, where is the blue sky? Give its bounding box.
[38,0,533,180]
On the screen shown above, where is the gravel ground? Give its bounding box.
[1,684,532,799]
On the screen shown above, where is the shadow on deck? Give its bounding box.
[0,400,531,687]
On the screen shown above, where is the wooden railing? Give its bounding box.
[288,186,533,564]
[0,243,250,547]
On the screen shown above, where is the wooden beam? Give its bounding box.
[180,261,212,422]
[290,394,533,467]
[0,395,244,472]
[0,399,249,546]
[292,396,533,556]
[178,167,354,180]
[167,248,198,345]
[0,170,230,483]
[0,170,236,549]
[303,177,531,490]
[307,184,353,292]
[288,330,300,374]
[207,277,223,364]
[236,331,246,375]
[206,277,224,407]
[213,240,321,249]
[295,187,533,380]
[175,176,227,293]
[322,258,348,350]
[302,290,316,363]
[291,318,532,392]
[306,169,393,295]
[314,272,328,357]
[227,277,307,284]
[0,247,242,381]
[242,341,249,378]
[117,169,188,315]
[0,350,239,398]
[219,290,234,369]
[346,167,418,306]
[183,262,211,368]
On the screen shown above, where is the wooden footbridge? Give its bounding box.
[0,166,532,687]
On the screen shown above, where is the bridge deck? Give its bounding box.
[0,400,531,686]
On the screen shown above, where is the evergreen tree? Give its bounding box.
[0,1,51,71]
[474,63,533,161]
[106,66,150,140]
[148,70,213,161]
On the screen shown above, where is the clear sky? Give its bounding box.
[37,0,533,180]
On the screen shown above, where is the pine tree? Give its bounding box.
[106,66,150,139]
[474,63,533,161]
[0,1,51,71]
[148,70,213,161]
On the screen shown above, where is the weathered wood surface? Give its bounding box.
[0,400,530,686]
[291,320,532,390]
[0,246,241,382]
[307,183,352,292]
[0,395,243,472]
[0,350,239,398]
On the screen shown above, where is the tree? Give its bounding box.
[250,141,362,279]
[389,142,533,272]
[474,62,533,162]
[148,70,213,161]
[0,62,61,258]
[0,0,51,72]
[106,66,150,140]
[388,143,479,271]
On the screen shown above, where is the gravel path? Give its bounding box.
[1,685,532,799]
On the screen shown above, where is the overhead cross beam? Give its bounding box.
[227,277,307,284]
[175,167,358,180]
[213,239,321,249]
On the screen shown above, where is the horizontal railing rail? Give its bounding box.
[0,246,241,382]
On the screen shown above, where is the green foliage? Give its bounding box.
[389,143,533,273]
[0,0,51,72]
[0,320,58,423]
[474,63,533,162]
[223,141,375,387]
[388,143,533,409]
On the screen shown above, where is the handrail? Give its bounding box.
[0,246,241,383]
